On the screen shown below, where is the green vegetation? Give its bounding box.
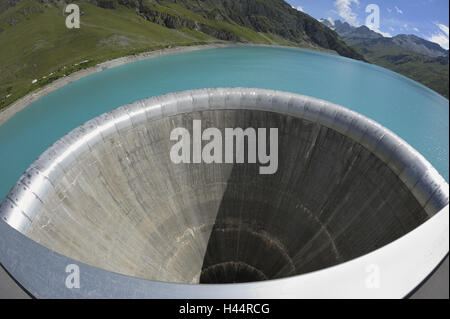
[2,0,446,114]
[350,41,449,98]
[323,20,449,98]
[135,0,364,59]
[0,1,220,110]
[0,0,367,112]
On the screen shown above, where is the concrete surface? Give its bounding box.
[20,110,430,283]
[0,264,31,299]
[410,255,449,299]
[0,205,447,299]
[2,254,448,299]
[0,88,448,297]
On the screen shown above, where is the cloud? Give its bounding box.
[296,6,304,12]
[438,24,449,37]
[326,17,335,27]
[320,18,336,29]
[428,23,449,50]
[429,34,449,50]
[334,0,360,27]
[413,27,420,32]
[334,0,391,37]
[367,24,392,38]
[394,6,403,14]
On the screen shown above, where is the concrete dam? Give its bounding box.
[0,88,448,297]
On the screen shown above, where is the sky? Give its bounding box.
[286,0,450,50]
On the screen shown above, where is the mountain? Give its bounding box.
[321,19,383,40]
[321,19,449,98]
[321,19,448,57]
[392,34,448,58]
[0,0,365,110]
[132,0,364,60]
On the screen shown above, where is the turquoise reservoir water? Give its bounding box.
[0,46,448,201]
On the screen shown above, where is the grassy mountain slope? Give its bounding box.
[0,0,364,111]
[350,39,449,98]
[0,0,217,109]
[136,0,364,59]
[322,19,449,98]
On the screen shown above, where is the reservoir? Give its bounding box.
[0,46,448,202]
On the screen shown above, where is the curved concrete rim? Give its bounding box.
[0,88,448,298]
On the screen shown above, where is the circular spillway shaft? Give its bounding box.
[1,88,447,285]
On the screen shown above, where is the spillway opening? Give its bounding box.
[4,90,445,286]
[200,262,269,284]
[21,109,429,284]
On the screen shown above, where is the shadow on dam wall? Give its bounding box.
[0,91,438,286]
[195,110,427,284]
